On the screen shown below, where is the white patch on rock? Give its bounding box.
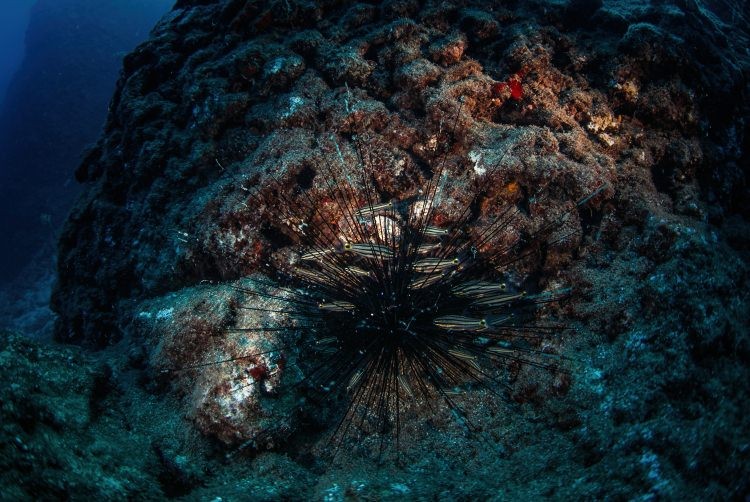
[469,150,485,175]
[266,57,285,75]
[282,96,304,118]
[390,483,411,494]
[155,307,174,320]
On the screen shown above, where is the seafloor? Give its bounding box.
[1,0,749,499]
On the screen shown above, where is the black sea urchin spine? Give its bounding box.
[215,125,606,457]
[170,112,598,456]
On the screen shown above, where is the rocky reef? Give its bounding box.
[23,0,749,498]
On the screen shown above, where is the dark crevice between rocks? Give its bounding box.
[651,158,677,196]
[152,440,204,498]
[295,164,317,190]
[88,364,119,421]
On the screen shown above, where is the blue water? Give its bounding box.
[0,0,173,284]
[0,0,36,105]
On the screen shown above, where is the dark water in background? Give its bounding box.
[0,0,36,104]
[0,0,174,338]
[0,0,173,285]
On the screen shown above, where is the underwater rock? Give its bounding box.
[48,0,749,497]
[133,279,296,446]
[0,330,162,499]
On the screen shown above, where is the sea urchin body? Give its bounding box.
[222,131,601,456]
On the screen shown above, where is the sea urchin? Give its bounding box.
[216,126,604,457]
